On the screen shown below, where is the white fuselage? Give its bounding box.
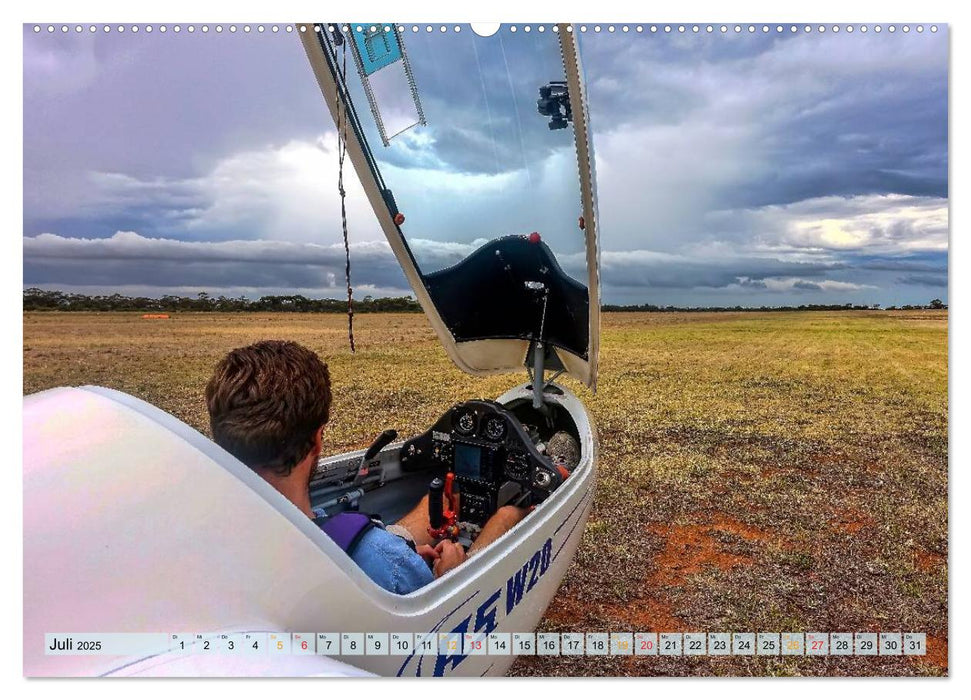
[23,383,596,677]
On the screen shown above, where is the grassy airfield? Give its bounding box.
[23,310,948,676]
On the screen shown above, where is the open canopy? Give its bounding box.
[301,24,600,389]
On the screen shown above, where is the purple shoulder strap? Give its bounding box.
[314,511,375,555]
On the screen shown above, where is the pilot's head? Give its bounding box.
[205,340,332,479]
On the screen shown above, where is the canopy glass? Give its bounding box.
[305,24,599,387]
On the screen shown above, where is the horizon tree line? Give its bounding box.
[22,288,947,313]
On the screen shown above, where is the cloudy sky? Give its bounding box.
[23,24,948,306]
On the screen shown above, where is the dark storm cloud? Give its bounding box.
[561,250,840,289]
[22,231,524,293]
[23,232,409,292]
[23,26,333,235]
[581,30,948,211]
[22,25,949,306]
[23,27,327,178]
[793,281,822,291]
[897,273,949,287]
[24,258,342,290]
[22,231,841,298]
[853,251,948,273]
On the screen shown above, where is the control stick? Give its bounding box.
[427,473,459,541]
[428,477,444,530]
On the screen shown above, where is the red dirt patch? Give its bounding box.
[646,514,772,585]
[830,506,874,533]
[542,596,590,627]
[812,453,843,466]
[923,635,948,671]
[913,548,946,573]
[602,595,684,632]
[710,514,772,542]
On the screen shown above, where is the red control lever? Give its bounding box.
[427,472,460,541]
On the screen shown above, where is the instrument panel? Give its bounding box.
[400,400,566,526]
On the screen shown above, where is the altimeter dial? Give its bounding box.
[455,410,476,435]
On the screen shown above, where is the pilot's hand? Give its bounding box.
[432,540,467,578]
[416,544,440,565]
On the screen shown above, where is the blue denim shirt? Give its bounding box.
[312,508,434,594]
[350,528,434,594]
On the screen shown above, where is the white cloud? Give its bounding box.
[711,194,949,256]
[24,230,393,265]
[763,278,876,293]
[80,136,381,244]
[67,134,586,266]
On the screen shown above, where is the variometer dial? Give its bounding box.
[455,410,476,435]
[505,450,530,480]
[483,416,507,441]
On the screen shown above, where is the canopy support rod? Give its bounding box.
[532,285,550,409]
[532,342,545,410]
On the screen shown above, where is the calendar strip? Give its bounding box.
[45,632,928,657]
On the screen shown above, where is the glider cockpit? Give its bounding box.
[310,393,582,546]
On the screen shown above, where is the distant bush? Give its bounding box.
[601,302,947,312]
[22,288,423,313]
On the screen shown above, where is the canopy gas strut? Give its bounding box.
[526,281,550,410]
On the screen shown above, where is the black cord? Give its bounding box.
[335,31,355,353]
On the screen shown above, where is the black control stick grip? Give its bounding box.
[363,429,398,461]
[428,477,444,530]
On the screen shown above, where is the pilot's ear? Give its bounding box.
[312,424,325,454]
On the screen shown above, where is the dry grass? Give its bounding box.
[23,310,948,676]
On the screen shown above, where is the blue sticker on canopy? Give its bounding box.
[351,25,403,75]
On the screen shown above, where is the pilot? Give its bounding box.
[205,340,529,594]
